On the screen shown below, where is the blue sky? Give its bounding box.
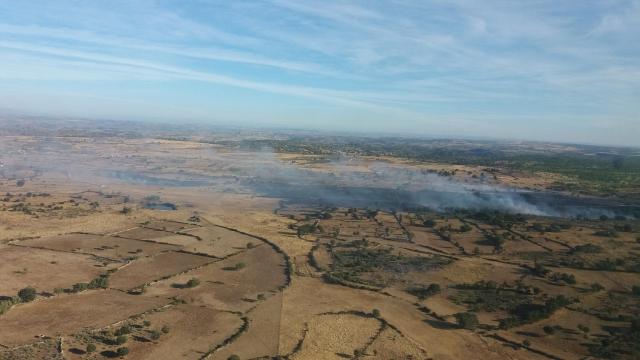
[0,1,638,145]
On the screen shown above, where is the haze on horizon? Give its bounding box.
[0,0,638,146]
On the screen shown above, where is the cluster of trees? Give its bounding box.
[71,274,110,293]
[407,284,441,300]
[589,318,640,359]
[549,272,577,285]
[296,222,322,237]
[454,312,479,329]
[1,287,37,314]
[499,295,573,329]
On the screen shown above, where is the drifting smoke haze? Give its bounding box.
[225,150,635,218]
[1,130,634,219]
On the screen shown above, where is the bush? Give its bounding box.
[0,298,17,314]
[17,287,36,302]
[543,325,555,335]
[578,324,590,333]
[186,278,200,288]
[228,355,240,360]
[161,325,170,334]
[115,325,131,336]
[86,343,96,353]
[116,347,129,356]
[89,275,109,289]
[550,272,576,285]
[372,309,381,317]
[423,219,436,228]
[454,312,479,329]
[72,282,89,293]
[115,335,127,345]
[224,262,246,271]
[150,330,161,340]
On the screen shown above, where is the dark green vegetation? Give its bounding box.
[324,243,451,287]
[17,287,36,302]
[589,318,640,359]
[450,283,534,313]
[407,283,441,300]
[454,312,479,329]
[499,295,574,329]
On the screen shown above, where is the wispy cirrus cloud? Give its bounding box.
[0,0,638,145]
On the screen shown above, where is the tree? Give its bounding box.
[18,287,36,302]
[150,330,161,340]
[372,309,381,318]
[454,312,479,329]
[161,325,170,334]
[543,325,555,335]
[86,343,96,353]
[228,355,240,360]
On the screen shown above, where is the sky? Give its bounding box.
[0,0,638,146]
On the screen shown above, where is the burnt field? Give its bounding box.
[1,130,639,359]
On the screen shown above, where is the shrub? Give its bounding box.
[372,309,381,317]
[228,355,240,360]
[543,325,555,335]
[423,219,436,227]
[86,343,96,353]
[578,324,590,333]
[161,325,170,334]
[150,330,161,340]
[72,282,89,293]
[17,287,36,302]
[116,347,129,356]
[454,312,479,329]
[143,320,151,327]
[0,298,17,314]
[115,335,127,345]
[224,262,246,271]
[186,278,200,288]
[115,325,131,336]
[550,272,576,285]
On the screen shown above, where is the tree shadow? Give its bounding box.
[424,319,458,330]
[100,350,119,358]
